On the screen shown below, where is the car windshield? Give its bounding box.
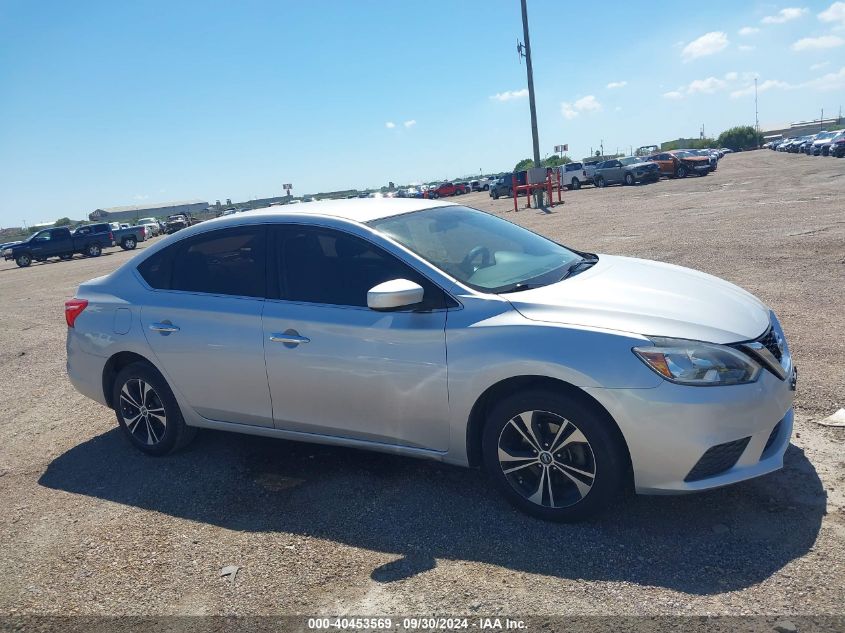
[368,206,583,293]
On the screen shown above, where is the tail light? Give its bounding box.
[65,299,88,328]
[108,231,114,242]
[141,227,146,238]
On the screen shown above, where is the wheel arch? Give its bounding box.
[464,375,633,484]
[102,351,159,408]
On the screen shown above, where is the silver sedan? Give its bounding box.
[65,199,796,521]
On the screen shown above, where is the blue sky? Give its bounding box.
[1,0,844,225]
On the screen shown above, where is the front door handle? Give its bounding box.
[270,330,310,347]
[149,322,180,333]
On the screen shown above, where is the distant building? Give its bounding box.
[88,200,209,223]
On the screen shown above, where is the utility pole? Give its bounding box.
[754,78,759,146]
[518,0,543,210]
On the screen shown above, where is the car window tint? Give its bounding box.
[139,227,266,297]
[276,226,445,308]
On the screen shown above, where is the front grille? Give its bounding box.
[763,420,782,454]
[758,328,783,361]
[684,437,751,482]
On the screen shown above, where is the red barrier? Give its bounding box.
[512,169,564,212]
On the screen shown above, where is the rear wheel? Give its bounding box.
[113,361,197,456]
[482,389,628,522]
[570,178,581,190]
[122,236,137,250]
[624,173,635,186]
[595,176,606,188]
[86,243,102,257]
[15,253,32,268]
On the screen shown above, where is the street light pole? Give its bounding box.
[519,0,543,210]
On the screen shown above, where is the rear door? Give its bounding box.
[137,225,274,427]
[262,223,451,450]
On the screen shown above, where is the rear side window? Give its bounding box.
[138,226,266,298]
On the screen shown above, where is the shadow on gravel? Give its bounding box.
[39,428,826,594]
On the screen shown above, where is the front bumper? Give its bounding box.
[583,367,795,494]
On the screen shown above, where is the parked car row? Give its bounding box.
[767,130,845,157]
[489,148,725,198]
[3,216,172,268]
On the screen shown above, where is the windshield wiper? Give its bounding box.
[558,257,599,281]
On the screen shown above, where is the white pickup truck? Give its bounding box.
[558,161,598,190]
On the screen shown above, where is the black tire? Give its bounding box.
[676,165,688,178]
[570,178,581,190]
[595,176,606,188]
[59,254,73,261]
[624,173,635,186]
[15,253,32,268]
[482,389,628,522]
[122,237,137,250]
[483,185,489,191]
[112,361,197,456]
[492,191,499,200]
[86,243,102,257]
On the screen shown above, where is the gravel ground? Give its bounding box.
[0,150,843,618]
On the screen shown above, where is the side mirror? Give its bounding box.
[367,279,425,311]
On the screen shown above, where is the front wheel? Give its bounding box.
[676,165,688,178]
[113,362,197,456]
[15,253,32,268]
[86,243,102,257]
[482,389,628,522]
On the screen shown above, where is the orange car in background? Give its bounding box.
[647,150,711,178]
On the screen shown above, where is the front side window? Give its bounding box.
[138,226,266,297]
[369,206,583,293]
[275,226,448,308]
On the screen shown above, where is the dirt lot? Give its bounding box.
[0,150,843,619]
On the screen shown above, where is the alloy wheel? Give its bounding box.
[497,410,596,508]
[119,378,167,445]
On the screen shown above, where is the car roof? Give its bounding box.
[211,198,458,229]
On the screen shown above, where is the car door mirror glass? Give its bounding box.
[367,279,425,311]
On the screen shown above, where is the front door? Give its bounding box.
[262,224,451,451]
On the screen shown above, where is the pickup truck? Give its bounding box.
[2,224,116,268]
[108,222,147,250]
[164,212,199,234]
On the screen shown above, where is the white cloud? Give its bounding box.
[403,120,416,128]
[819,2,845,28]
[385,121,396,129]
[687,76,728,93]
[738,45,756,51]
[730,79,791,98]
[561,95,602,119]
[739,26,760,35]
[574,95,602,111]
[791,34,845,50]
[724,71,739,81]
[682,31,729,61]
[490,88,528,101]
[663,90,685,100]
[762,7,808,24]
[802,65,845,90]
[810,61,830,70]
[606,80,627,89]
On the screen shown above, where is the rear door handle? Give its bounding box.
[270,331,310,346]
[149,322,180,333]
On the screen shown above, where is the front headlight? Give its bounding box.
[2,249,11,256]
[633,337,761,386]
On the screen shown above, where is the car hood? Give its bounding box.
[504,255,770,344]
